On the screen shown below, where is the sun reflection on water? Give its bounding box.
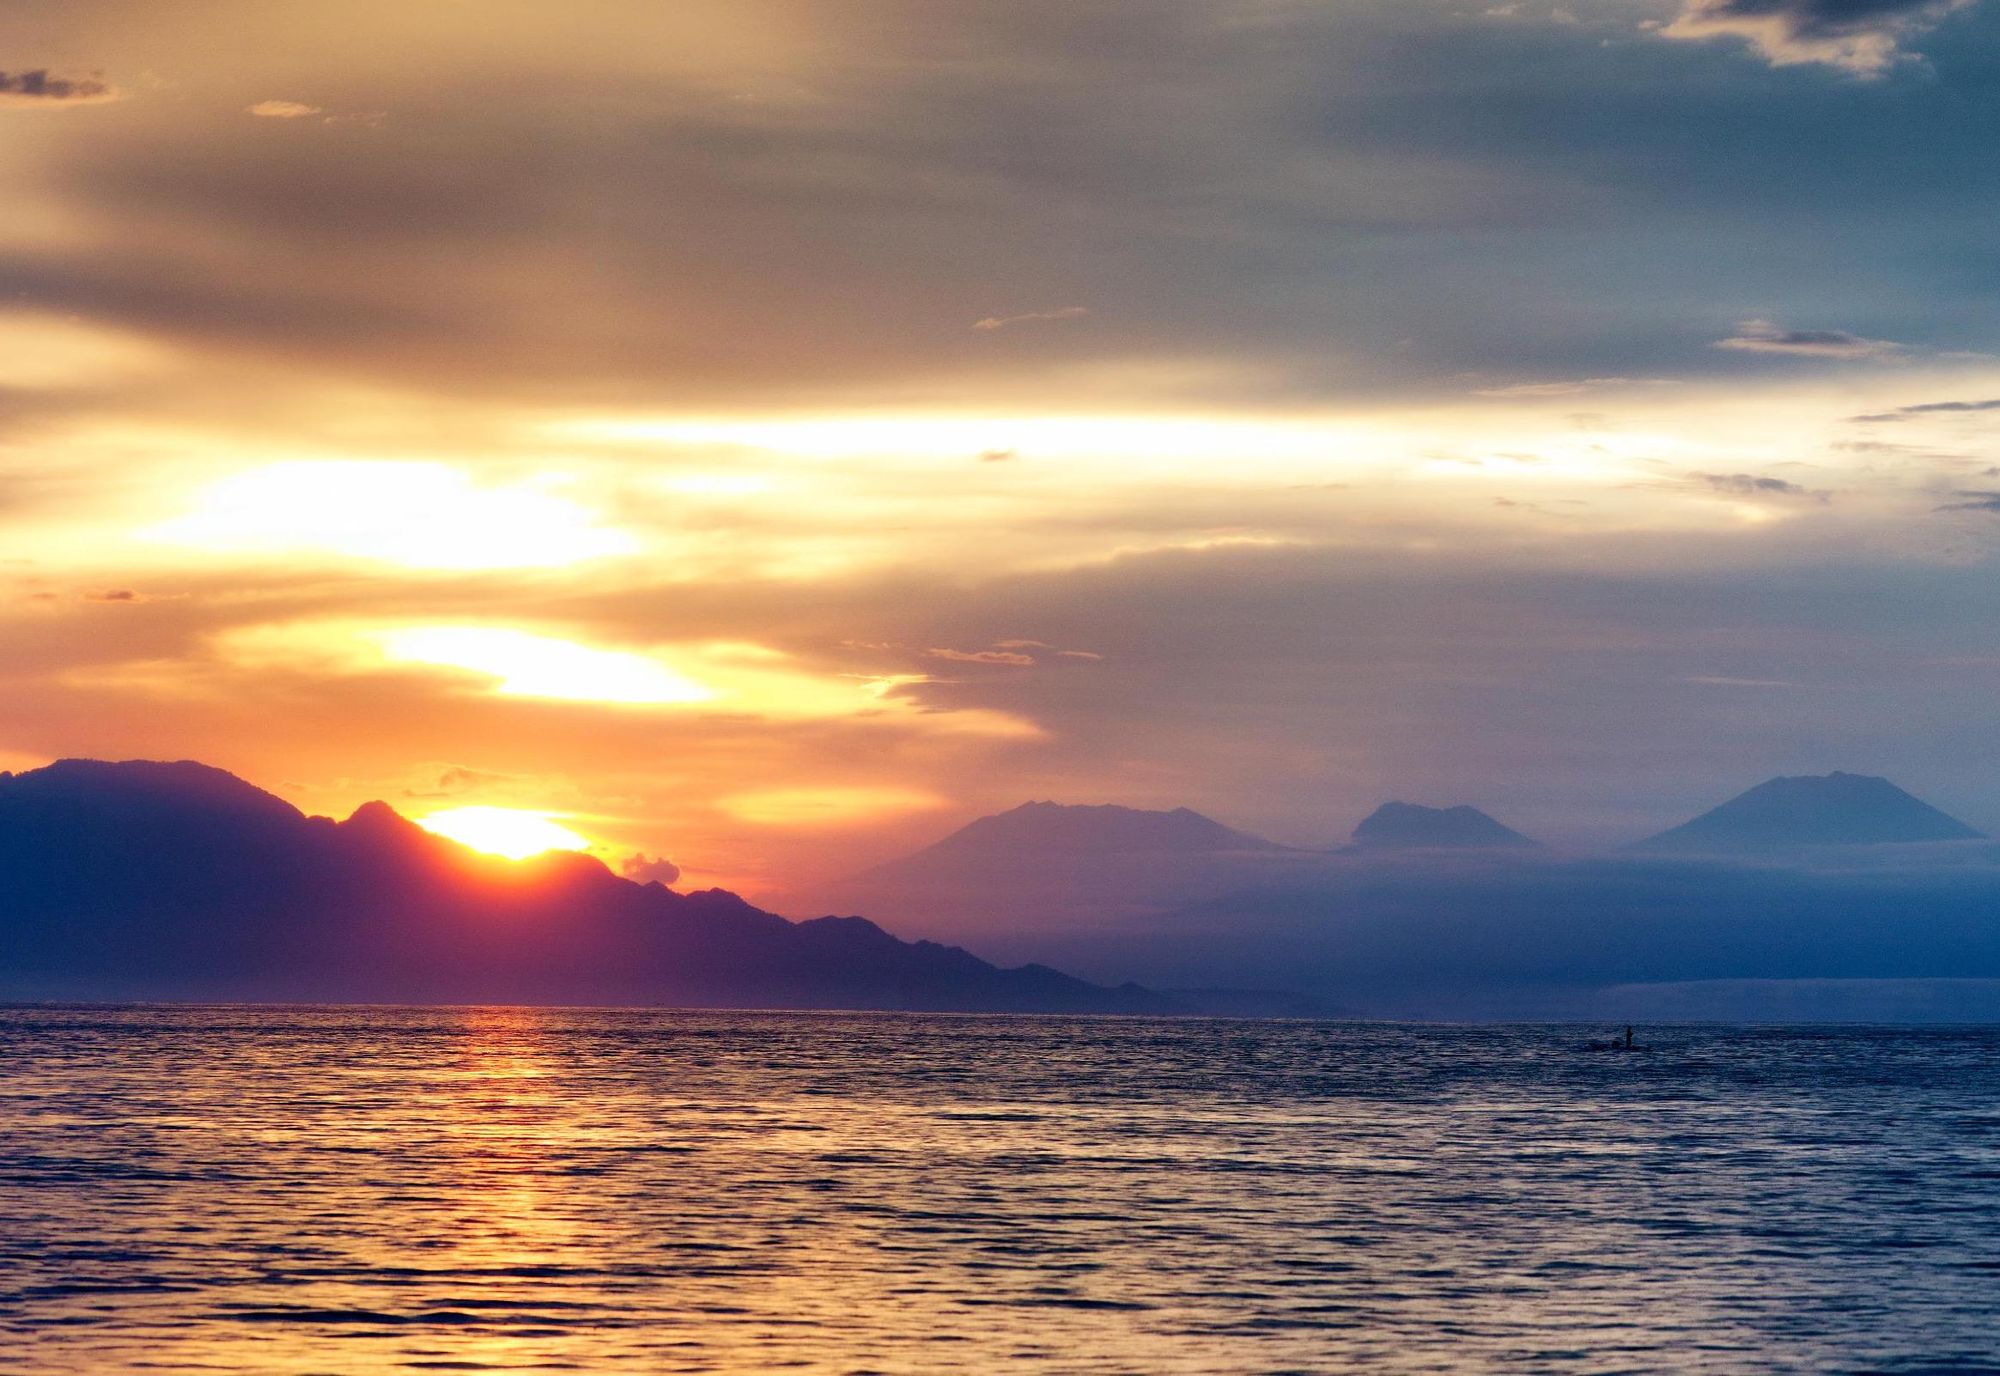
[3,1009,1997,1374]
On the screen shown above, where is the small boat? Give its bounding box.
[1582,1025,1647,1052]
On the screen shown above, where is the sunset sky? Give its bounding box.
[5,0,2000,899]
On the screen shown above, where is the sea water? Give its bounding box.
[1,1007,1995,1374]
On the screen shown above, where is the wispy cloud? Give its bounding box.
[1661,0,1979,74]
[928,647,1036,666]
[246,100,323,119]
[1695,472,1828,501]
[0,68,119,107]
[1714,318,1905,359]
[1683,674,1802,688]
[1851,397,2000,422]
[245,99,384,127]
[1474,377,1678,398]
[972,306,1088,332]
[1936,489,2000,513]
[928,640,1104,665]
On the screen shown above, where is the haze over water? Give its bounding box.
[3,1007,1996,1374]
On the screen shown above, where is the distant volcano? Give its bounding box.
[905,801,1287,859]
[822,801,1300,948]
[1633,772,1984,853]
[1349,802,1538,850]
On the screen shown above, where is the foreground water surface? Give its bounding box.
[0,1008,1995,1374]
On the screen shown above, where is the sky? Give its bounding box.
[4,0,2000,901]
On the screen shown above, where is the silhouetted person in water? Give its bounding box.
[1624,1026,1634,1049]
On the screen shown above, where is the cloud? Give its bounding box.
[201,618,1043,737]
[972,306,1089,331]
[1660,0,1980,74]
[246,100,324,120]
[1474,377,1678,397]
[1851,398,2000,422]
[977,448,1017,463]
[80,588,150,603]
[1682,674,1802,687]
[620,851,682,885]
[1695,472,1828,500]
[397,763,521,800]
[0,69,119,107]
[245,99,385,127]
[926,640,1104,665]
[145,460,639,571]
[1936,490,2000,513]
[14,1,2000,414]
[1714,318,1905,359]
[928,647,1036,666]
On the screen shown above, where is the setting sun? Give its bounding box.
[416,806,593,860]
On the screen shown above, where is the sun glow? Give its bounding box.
[378,627,716,705]
[208,619,1042,734]
[718,785,949,826]
[147,461,636,570]
[417,806,593,860]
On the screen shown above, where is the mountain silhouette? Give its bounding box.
[1349,802,1538,850]
[1633,772,1984,853]
[814,800,1309,950]
[913,801,1288,858]
[0,759,1174,1012]
[822,782,2000,1018]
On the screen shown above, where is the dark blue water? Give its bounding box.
[0,1008,1995,1374]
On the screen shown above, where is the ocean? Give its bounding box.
[1,1007,1995,1374]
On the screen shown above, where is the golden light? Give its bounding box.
[210,619,1042,734]
[146,460,636,570]
[662,472,775,497]
[548,411,1395,478]
[0,311,166,389]
[416,806,593,860]
[717,785,949,826]
[377,626,716,705]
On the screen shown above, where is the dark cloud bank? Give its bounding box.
[12,0,2000,409]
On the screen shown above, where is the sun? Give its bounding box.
[416,806,593,860]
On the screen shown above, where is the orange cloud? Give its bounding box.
[928,647,1035,666]
[246,100,323,119]
[972,306,1088,331]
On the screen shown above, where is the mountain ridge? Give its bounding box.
[0,758,1175,1013]
[889,800,1291,866]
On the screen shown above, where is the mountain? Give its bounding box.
[1633,772,1984,853]
[913,801,1288,858]
[0,759,1174,1013]
[812,800,1312,952]
[1349,802,1538,850]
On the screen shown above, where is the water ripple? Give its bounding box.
[0,1008,1996,1373]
